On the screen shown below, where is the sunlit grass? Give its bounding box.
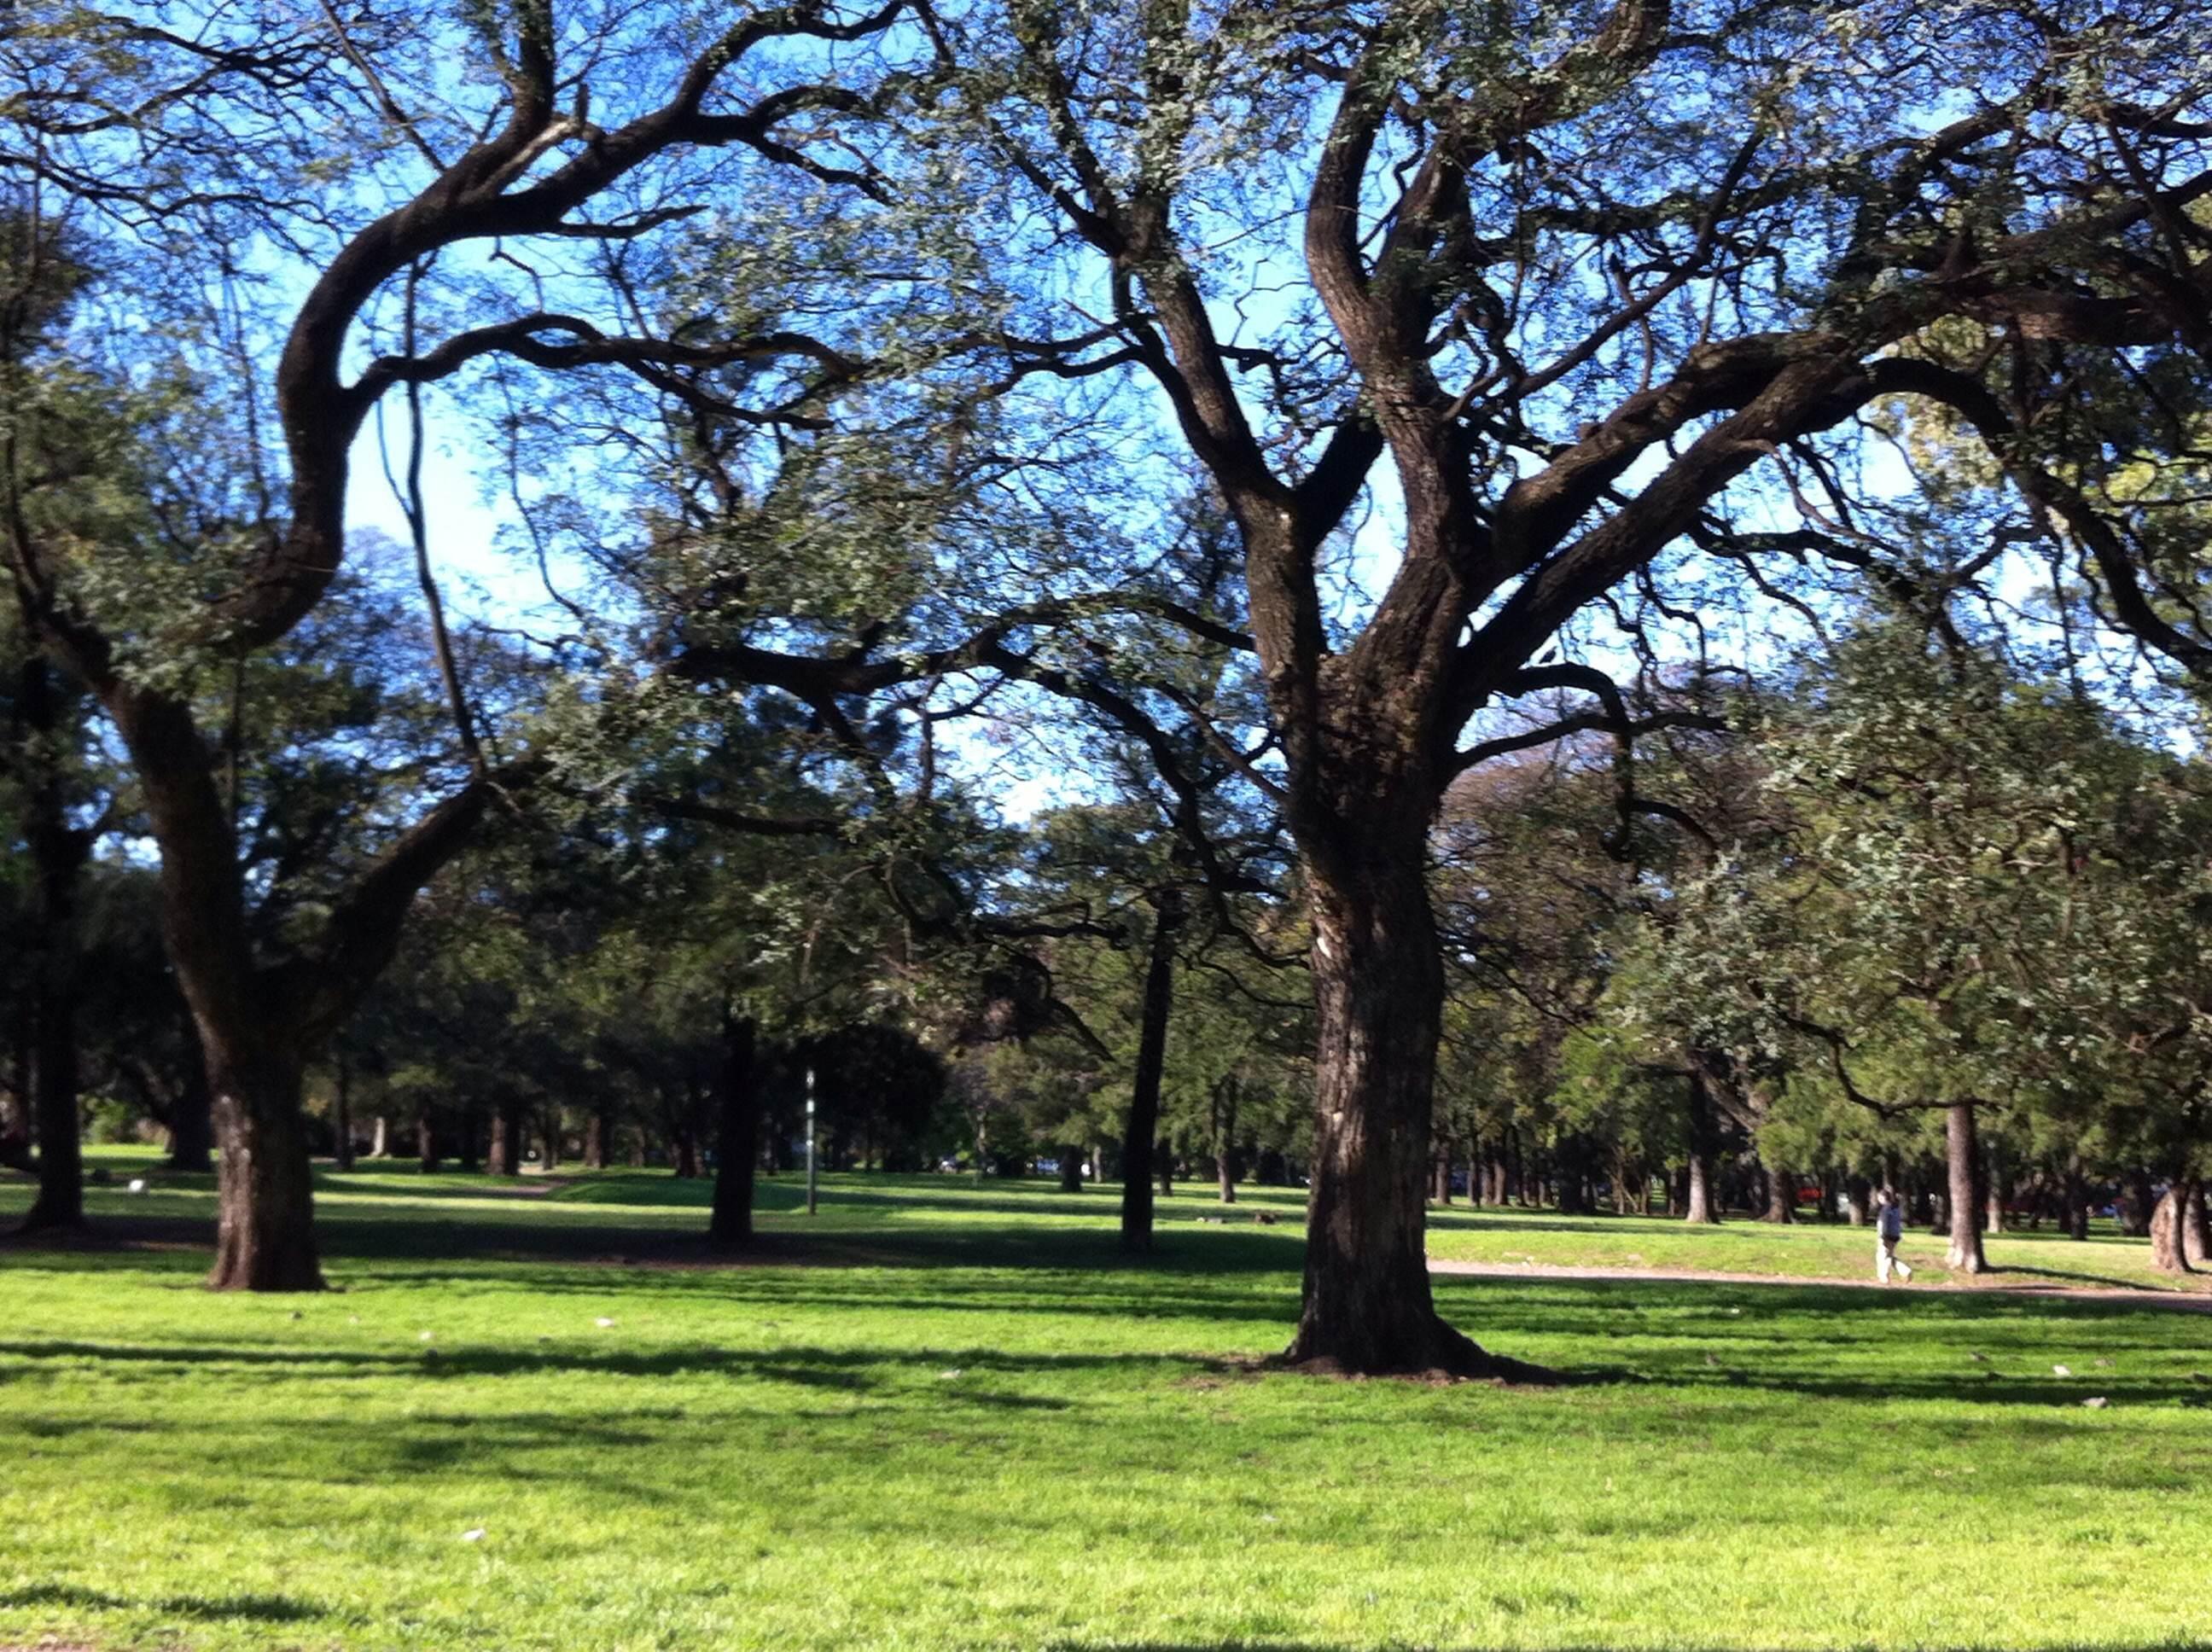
[3,1152,2208,1649]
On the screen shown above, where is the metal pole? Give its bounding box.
[805,1066,818,1216]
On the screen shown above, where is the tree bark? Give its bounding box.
[2063,1163,2089,1241]
[1845,1176,1870,1227]
[2149,1176,2197,1274]
[1119,891,1182,1253]
[1762,1162,1795,1224]
[331,1053,354,1173]
[370,1115,388,1158]
[1057,1147,1083,1193]
[2120,1167,2155,1237]
[583,1107,609,1171]
[416,1112,439,1172]
[487,1100,520,1175]
[207,1052,323,1291]
[1683,1059,1722,1224]
[15,654,92,1234]
[1212,1076,1241,1203]
[1282,846,1496,1378]
[709,1014,759,1247]
[1944,1103,1987,1273]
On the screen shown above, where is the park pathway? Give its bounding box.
[1427,1255,2212,1312]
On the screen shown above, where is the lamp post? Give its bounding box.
[805,1066,818,1216]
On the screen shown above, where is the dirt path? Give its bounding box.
[1428,1255,2212,1311]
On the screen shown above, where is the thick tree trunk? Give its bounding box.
[1762,1162,1795,1224]
[2149,1176,2197,1274]
[1119,892,1181,1254]
[1944,1104,1987,1273]
[20,975,84,1233]
[1282,848,1496,1378]
[456,1106,480,1173]
[2119,1168,2155,1237]
[207,1053,323,1291]
[2063,1163,2089,1241]
[2185,1181,2209,1267]
[709,1015,759,1247]
[539,1113,561,1172]
[1845,1176,1870,1227]
[1057,1147,1083,1193]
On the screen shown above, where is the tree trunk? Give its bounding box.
[709,1015,759,1247]
[16,658,91,1234]
[1281,846,1495,1378]
[583,1107,609,1171]
[1057,1147,1083,1193]
[207,1052,323,1291]
[1845,1176,1870,1227]
[2063,1162,2089,1241]
[331,1054,354,1173]
[370,1115,388,1158]
[1119,891,1181,1253]
[2149,1176,2197,1274]
[456,1105,481,1173]
[1212,1076,1241,1204]
[416,1112,439,1173]
[1944,1103,1987,1273]
[20,965,84,1233]
[1762,1162,1795,1224]
[539,1112,561,1172]
[487,1100,520,1175]
[2120,1167,2154,1237]
[1683,1060,1721,1224]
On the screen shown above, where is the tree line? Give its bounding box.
[3,0,2212,1376]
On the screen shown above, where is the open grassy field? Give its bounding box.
[3,1153,2209,1651]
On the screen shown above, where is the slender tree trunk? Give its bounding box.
[331,1053,354,1173]
[370,1115,388,1159]
[1944,1103,1987,1273]
[456,1105,480,1173]
[416,1112,439,1172]
[709,1015,759,1247]
[1212,1076,1240,1204]
[540,1112,561,1172]
[207,1050,323,1291]
[487,1100,519,1175]
[1282,845,1495,1378]
[1057,1147,1083,1193]
[17,659,90,1234]
[1119,891,1182,1253]
[1845,1176,1870,1227]
[20,969,84,1233]
[1684,1060,1722,1224]
[584,1107,609,1171]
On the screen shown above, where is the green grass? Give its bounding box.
[3,1152,2209,1651]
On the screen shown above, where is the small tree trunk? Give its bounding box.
[583,1106,609,1171]
[1119,891,1182,1253]
[416,1113,439,1173]
[1156,1144,1174,1198]
[487,1101,520,1176]
[456,1106,481,1173]
[207,1052,323,1292]
[1212,1076,1240,1204]
[1057,1147,1083,1193]
[2063,1163,2089,1241]
[1683,1060,1722,1224]
[370,1115,389,1159]
[708,1015,759,1247]
[20,972,85,1233]
[540,1113,561,1172]
[331,1054,354,1173]
[1845,1176,1870,1227]
[1944,1103,1987,1273]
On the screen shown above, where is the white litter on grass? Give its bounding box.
[2081,1397,2109,1410]
[2053,1364,2072,1377]
[418,1331,435,1342]
[127,1179,148,1194]
[461,1528,487,1543]
[938,1369,964,1380]
[595,1318,615,1329]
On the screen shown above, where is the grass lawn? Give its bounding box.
[3,1153,2209,1651]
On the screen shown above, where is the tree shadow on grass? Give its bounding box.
[0,1582,323,1623]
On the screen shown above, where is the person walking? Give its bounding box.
[1875,1188,1914,1283]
